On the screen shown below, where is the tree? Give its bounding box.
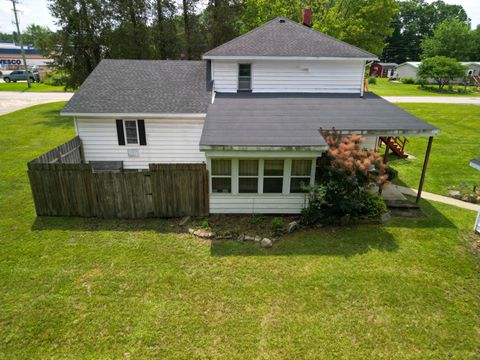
[179,0,207,59]
[239,0,398,55]
[421,19,473,60]
[151,0,178,59]
[204,0,243,49]
[105,0,152,59]
[417,56,467,89]
[22,24,53,52]
[48,0,110,89]
[382,0,469,63]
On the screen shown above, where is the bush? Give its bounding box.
[42,70,67,86]
[271,217,284,233]
[415,78,427,86]
[200,219,211,230]
[385,166,398,181]
[418,56,467,89]
[368,77,377,85]
[360,192,387,219]
[401,77,416,84]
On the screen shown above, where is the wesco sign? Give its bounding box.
[0,59,22,65]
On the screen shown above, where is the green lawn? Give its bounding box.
[1,103,479,358]
[0,82,70,92]
[389,103,480,196]
[369,78,480,97]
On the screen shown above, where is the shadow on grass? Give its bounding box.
[210,225,399,257]
[31,216,178,233]
[34,110,73,129]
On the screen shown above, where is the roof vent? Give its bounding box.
[279,19,285,23]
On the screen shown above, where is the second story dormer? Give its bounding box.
[203,13,377,95]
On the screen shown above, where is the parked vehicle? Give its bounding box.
[3,70,40,83]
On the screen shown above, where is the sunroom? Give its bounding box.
[200,92,439,214]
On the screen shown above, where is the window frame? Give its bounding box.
[210,158,233,194]
[238,159,259,193]
[237,63,252,91]
[262,159,285,194]
[123,119,140,146]
[290,159,313,193]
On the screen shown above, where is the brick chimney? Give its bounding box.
[302,9,312,27]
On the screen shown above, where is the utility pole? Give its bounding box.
[10,0,31,88]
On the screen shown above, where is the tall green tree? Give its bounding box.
[239,0,398,55]
[205,0,243,49]
[421,19,473,60]
[417,56,467,89]
[180,0,207,59]
[151,0,178,59]
[48,0,109,89]
[382,0,469,63]
[22,25,53,51]
[105,0,152,59]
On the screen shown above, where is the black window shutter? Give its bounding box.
[116,120,125,145]
[138,120,147,146]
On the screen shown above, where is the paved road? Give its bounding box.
[382,96,480,104]
[0,91,73,115]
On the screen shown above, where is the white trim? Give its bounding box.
[123,119,140,146]
[203,56,378,61]
[232,158,239,195]
[205,150,325,158]
[73,116,79,136]
[360,60,366,97]
[61,112,207,119]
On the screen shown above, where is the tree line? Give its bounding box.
[0,0,478,88]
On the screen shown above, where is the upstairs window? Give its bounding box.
[115,120,147,146]
[124,120,139,144]
[211,159,232,193]
[238,64,251,91]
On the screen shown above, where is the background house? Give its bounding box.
[396,61,480,80]
[369,62,398,78]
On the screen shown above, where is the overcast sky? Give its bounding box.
[0,0,479,34]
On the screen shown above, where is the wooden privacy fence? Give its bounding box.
[28,139,209,218]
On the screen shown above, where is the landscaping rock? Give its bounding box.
[179,216,191,226]
[254,235,262,243]
[287,221,299,233]
[380,212,391,222]
[260,238,273,248]
[193,229,215,239]
[237,234,245,242]
[448,190,461,198]
[244,235,255,241]
[188,228,195,234]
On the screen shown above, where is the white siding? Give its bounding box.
[76,118,205,169]
[210,194,307,214]
[396,64,418,79]
[212,59,365,93]
[364,136,378,150]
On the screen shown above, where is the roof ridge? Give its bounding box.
[279,16,376,58]
[203,16,283,57]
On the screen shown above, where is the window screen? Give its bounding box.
[238,64,251,91]
[124,120,139,144]
[211,159,232,193]
[239,159,258,193]
[290,159,311,193]
[263,160,284,193]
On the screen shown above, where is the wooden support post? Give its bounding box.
[378,137,390,195]
[416,136,434,203]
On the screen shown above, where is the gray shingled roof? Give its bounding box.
[62,59,211,115]
[203,17,377,59]
[200,93,438,148]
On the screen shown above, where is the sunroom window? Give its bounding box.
[239,160,259,193]
[290,159,311,193]
[211,159,231,193]
[263,160,284,193]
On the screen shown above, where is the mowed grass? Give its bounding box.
[1,103,479,358]
[0,82,70,92]
[369,78,480,97]
[389,103,480,195]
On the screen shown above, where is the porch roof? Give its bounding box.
[200,92,438,150]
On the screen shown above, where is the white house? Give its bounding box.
[396,61,480,80]
[61,14,438,214]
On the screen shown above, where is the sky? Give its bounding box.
[0,0,479,35]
